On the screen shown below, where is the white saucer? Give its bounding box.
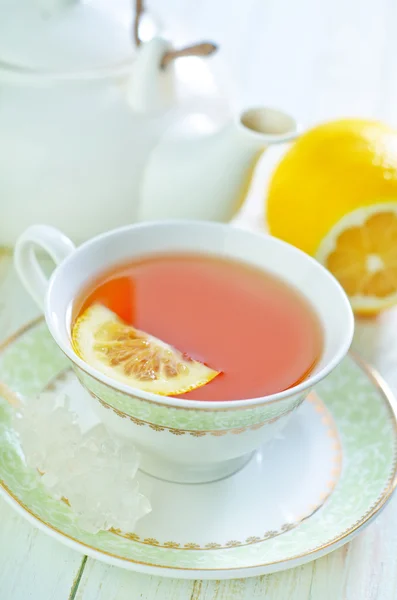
[0,320,396,579]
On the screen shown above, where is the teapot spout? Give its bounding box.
[139,106,298,222]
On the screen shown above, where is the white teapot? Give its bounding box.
[0,0,298,246]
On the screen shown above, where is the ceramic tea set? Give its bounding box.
[0,0,297,246]
[1,0,397,581]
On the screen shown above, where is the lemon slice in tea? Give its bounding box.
[72,304,219,395]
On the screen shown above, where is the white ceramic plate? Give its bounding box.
[0,319,396,580]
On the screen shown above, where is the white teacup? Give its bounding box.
[14,222,354,483]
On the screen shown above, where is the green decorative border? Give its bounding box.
[76,365,305,431]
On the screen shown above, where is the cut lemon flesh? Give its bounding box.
[72,304,219,395]
[316,202,397,313]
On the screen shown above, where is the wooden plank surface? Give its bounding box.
[0,500,85,600]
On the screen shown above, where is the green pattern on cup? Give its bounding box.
[76,367,305,431]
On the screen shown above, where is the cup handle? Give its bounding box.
[14,225,76,311]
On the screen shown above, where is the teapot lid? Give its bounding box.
[0,0,145,74]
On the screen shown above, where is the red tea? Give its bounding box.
[74,253,323,401]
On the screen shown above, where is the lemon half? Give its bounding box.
[266,119,397,313]
[316,203,397,314]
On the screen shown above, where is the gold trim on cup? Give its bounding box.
[88,385,296,436]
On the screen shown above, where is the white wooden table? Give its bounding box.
[3,0,397,597]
